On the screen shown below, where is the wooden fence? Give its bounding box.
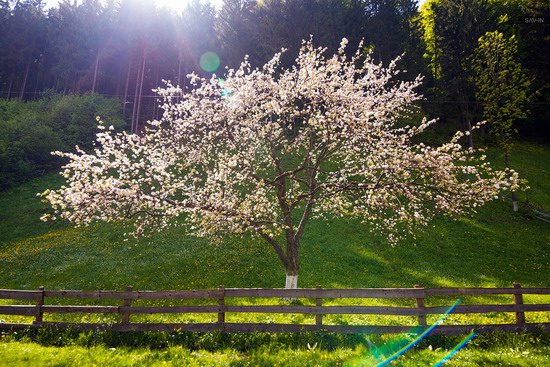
[1,283,549,335]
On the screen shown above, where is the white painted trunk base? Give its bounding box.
[513,201,519,212]
[285,274,298,289]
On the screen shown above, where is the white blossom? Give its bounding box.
[41,39,520,287]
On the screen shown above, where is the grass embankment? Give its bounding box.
[0,142,549,366]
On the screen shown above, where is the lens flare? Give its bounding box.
[200,52,220,73]
[217,78,233,97]
[346,298,472,366]
[432,331,476,367]
[373,298,463,366]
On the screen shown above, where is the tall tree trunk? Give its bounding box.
[466,119,474,150]
[131,54,142,133]
[123,56,133,119]
[460,101,474,149]
[135,50,147,132]
[153,63,160,120]
[177,55,182,87]
[132,50,147,133]
[19,59,31,101]
[92,51,101,93]
[33,70,41,100]
[7,70,15,100]
[504,148,518,212]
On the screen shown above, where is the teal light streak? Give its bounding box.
[432,331,476,366]
[374,297,463,367]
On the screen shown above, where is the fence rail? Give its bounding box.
[1,283,549,335]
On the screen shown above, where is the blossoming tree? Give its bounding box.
[42,40,520,288]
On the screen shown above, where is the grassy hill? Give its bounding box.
[0,142,549,366]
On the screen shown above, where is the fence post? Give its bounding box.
[34,286,45,325]
[414,284,427,326]
[218,285,226,331]
[121,285,133,325]
[315,286,323,327]
[513,283,526,325]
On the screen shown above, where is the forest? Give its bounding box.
[0,0,548,190]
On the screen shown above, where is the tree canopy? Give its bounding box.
[41,40,520,287]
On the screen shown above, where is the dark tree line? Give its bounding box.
[0,0,548,135]
[0,0,423,132]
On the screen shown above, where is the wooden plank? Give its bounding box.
[223,323,419,334]
[41,306,120,314]
[0,290,42,301]
[222,322,550,334]
[2,321,548,335]
[44,290,222,300]
[36,287,550,299]
[520,304,550,312]
[426,304,550,314]
[133,290,222,300]
[17,304,550,317]
[224,288,425,299]
[120,306,220,314]
[425,288,550,296]
[431,323,550,335]
[44,290,131,299]
[224,305,423,316]
[0,305,37,316]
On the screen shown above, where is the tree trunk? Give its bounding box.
[285,273,298,289]
[153,63,160,120]
[504,149,518,212]
[177,56,182,87]
[512,191,519,212]
[19,59,31,101]
[135,50,147,132]
[460,102,474,149]
[6,70,14,99]
[92,51,100,93]
[467,119,474,150]
[123,56,132,119]
[131,53,143,133]
[32,70,42,100]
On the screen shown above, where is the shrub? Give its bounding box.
[0,93,125,190]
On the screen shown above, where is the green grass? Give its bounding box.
[486,141,550,211]
[0,142,549,365]
[0,331,549,366]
